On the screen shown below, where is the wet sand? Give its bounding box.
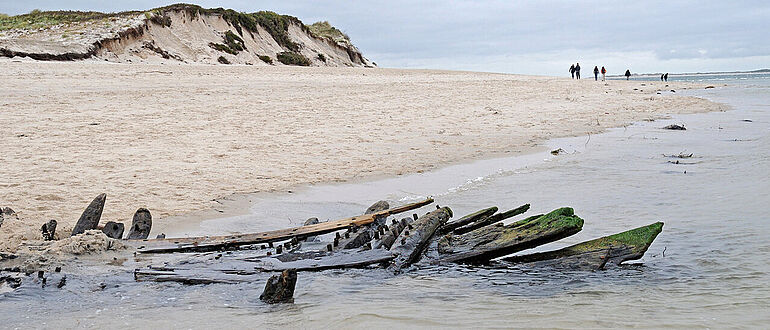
[0,60,724,250]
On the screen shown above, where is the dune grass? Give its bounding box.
[308,21,350,44]
[277,51,310,66]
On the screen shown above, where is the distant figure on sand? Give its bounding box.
[601,66,606,81]
[569,64,576,79]
[575,63,581,79]
[660,74,664,81]
[625,69,631,80]
[664,73,669,81]
[593,66,599,81]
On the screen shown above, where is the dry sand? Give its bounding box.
[0,60,725,251]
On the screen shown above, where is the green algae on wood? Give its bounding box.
[437,207,584,264]
[504,222,664,267]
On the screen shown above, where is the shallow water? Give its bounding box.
[2,76,769,328]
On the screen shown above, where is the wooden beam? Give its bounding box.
[127,198,434,253]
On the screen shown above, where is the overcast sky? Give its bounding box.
[2,1,769,75]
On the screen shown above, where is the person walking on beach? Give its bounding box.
[624,69,631,80]
[664,73,669,81]
[660,74,664,81]
[575,63,581,79]
[569,64,575,79]
[593,66,599,81]
[601,66,606,81]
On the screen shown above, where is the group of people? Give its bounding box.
[569,63,634,81]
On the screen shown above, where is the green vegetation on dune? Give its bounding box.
[308,21,350,44]
[0,3,324,55]
[0,9,135,31]
[258,55,272,64]
[277,51,310,66]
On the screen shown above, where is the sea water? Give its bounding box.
[1,74,769,328]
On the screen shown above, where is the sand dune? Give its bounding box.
[0,61,724,251]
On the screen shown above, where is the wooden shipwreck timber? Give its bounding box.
[132,198,665,294]
[1,195,665,304]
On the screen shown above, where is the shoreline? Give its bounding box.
[0,61,727,251]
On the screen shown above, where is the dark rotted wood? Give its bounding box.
[125,198,434,253]
[41,220,57,241]
[71,193,106,236]
[388,207,453,272]
[453,204,530,235]
[437,207,584,264]
[439,206,498,234]
[134,268,265,284]
[126,208,152,239]
[503,222,664,267]
[246,248,395,271]
[260,269,298,304]
[101,221,125,239]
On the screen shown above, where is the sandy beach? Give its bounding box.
[0,60,724,251]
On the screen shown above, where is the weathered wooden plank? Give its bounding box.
[453,204,530,235]
[388,207,453,272]
[503,222,664,267]
[126,198,433,254]
[437,207,584,264]
[513,248,614,271]
[439,206,498,234]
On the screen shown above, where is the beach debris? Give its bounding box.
[663,152,694,158]
[705,86,715,89]
[437,207,583,264]
[260,269,297,304]
[388,207,452,272]
[741,119,753,122]
[376,217,413,250]
[71,193,107,236]
[126,208,152,239]
[662,124,686,130]
[41,220,57,240]
[550,148,565,155]
[102,221,125,239]
[156,233,166,239]
[504,222,664,267]
[125,198,435,253]
[364,200,390,215]
[334,200,391,250]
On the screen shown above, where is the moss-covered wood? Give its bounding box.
[504,222,664,267]
[437,207,584,264]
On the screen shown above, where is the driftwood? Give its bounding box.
[125,198,434,253]
[440,206,498,234]
[453,204,530,235]
[504,222,664,267]
[388,207,453,272]
[71,193,106,236]
[514,248,613,271]
[260,269,297,304]
[436,207,584,264]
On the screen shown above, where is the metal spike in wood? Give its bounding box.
[126,198,433,254]
[71,193,106,236]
